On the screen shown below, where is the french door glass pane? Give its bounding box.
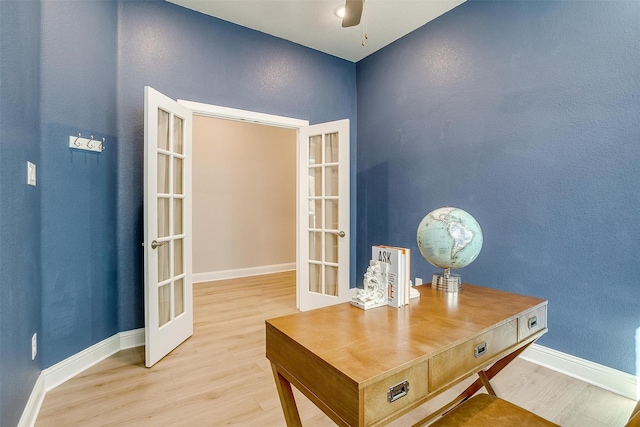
[173,116,184,154]
[158,109,170,151]
[158,284,171,327]
[158,243,170,283]
[158,198,169,238]
[325,233,338,264]
[325,132,339,163]
[309,135,322,165]
[309,199,322,228]
[174,198,183,235]
[174,158,183,195]
[309,232,322,261]
[174,238,183,276]
[308,167,322,197]
[309,264,321,293]
[325,266,338,296]
[325,199,338,229]
[158,154,170,194]
[175,278,184,316]
[325,166,339,196]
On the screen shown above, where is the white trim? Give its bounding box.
[193,263,296,283]
[44,328,144,392]
[17,374,45,427]
[18,329,145,427]
[521,343,639,400]
[179,99,310,308]
[118,328,146,350]
[177,100,309,128]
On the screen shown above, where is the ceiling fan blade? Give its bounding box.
[342,0,363,28]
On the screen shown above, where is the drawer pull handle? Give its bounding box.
[387,380,409,403]
[474,342,487,358]
[528,316,538,329]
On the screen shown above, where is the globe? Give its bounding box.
[416,207,483,291]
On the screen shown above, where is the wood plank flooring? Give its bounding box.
[36,272,637,426]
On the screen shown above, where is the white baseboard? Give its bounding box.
[118,328,145,350]
[521,343,638,400]
[17,374,45,427]
[18,329,145,427]
[193,263,295,283]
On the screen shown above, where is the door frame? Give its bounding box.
[178,99,310,308]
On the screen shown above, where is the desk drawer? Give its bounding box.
[363,360,429,425]
[429,320,518,392]
[518,305,547,342]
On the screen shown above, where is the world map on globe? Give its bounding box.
[416,207,483,270]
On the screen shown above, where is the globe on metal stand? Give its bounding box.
[416,207,483,293]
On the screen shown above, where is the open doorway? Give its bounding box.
[180,100,351,311]
[191,116,297,282]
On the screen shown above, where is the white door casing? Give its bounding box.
[175,101,351,312]
[144,87,193,367]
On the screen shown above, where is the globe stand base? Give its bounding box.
[432,272,462,293]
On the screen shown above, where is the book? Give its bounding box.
[381,246,411,306]
[372,245,405,308]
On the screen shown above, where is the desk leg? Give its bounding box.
[456,341,532,403]
[477,370,497,396]
[271,363,303,427]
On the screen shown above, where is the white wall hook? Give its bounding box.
[69,134,104,153]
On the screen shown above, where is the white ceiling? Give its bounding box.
[166,0,466,62]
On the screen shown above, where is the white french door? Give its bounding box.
[298,120,351,311]
[144,86,193,367]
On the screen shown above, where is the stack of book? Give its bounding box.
[371,245,411,308]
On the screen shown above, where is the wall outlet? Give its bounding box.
[415,277,423,286]
[32,333,37,360]
[27,161,36,186]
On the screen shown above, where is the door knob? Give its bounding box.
[151,240,167,249]
[335,231,346,238]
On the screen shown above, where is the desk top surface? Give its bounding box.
[266,284,547,383]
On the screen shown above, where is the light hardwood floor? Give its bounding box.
[36,272,637,426]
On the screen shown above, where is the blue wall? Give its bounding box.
[3,0,639,424]
[356,0,640,375]
[115,0,357,330]
[39,0,119,368]
[0,1,42,426]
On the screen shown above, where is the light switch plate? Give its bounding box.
[27,162,36,186]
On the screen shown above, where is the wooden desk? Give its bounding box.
[266,284,548,427]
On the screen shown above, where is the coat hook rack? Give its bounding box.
[68,133,105,153]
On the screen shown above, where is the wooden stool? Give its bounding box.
[429,393,640,427]
[629,400,640,427]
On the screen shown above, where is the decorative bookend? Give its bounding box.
[350,261,389,310]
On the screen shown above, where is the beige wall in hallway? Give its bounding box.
[192,116,296,274]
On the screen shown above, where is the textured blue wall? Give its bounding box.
[0,1,42,425]
[39,0,119,368]
[356,0,640,374]
[5,1,638,423]
[116,0,357,330]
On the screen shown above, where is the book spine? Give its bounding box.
[404,249,411,306]
[372,245,404,307]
